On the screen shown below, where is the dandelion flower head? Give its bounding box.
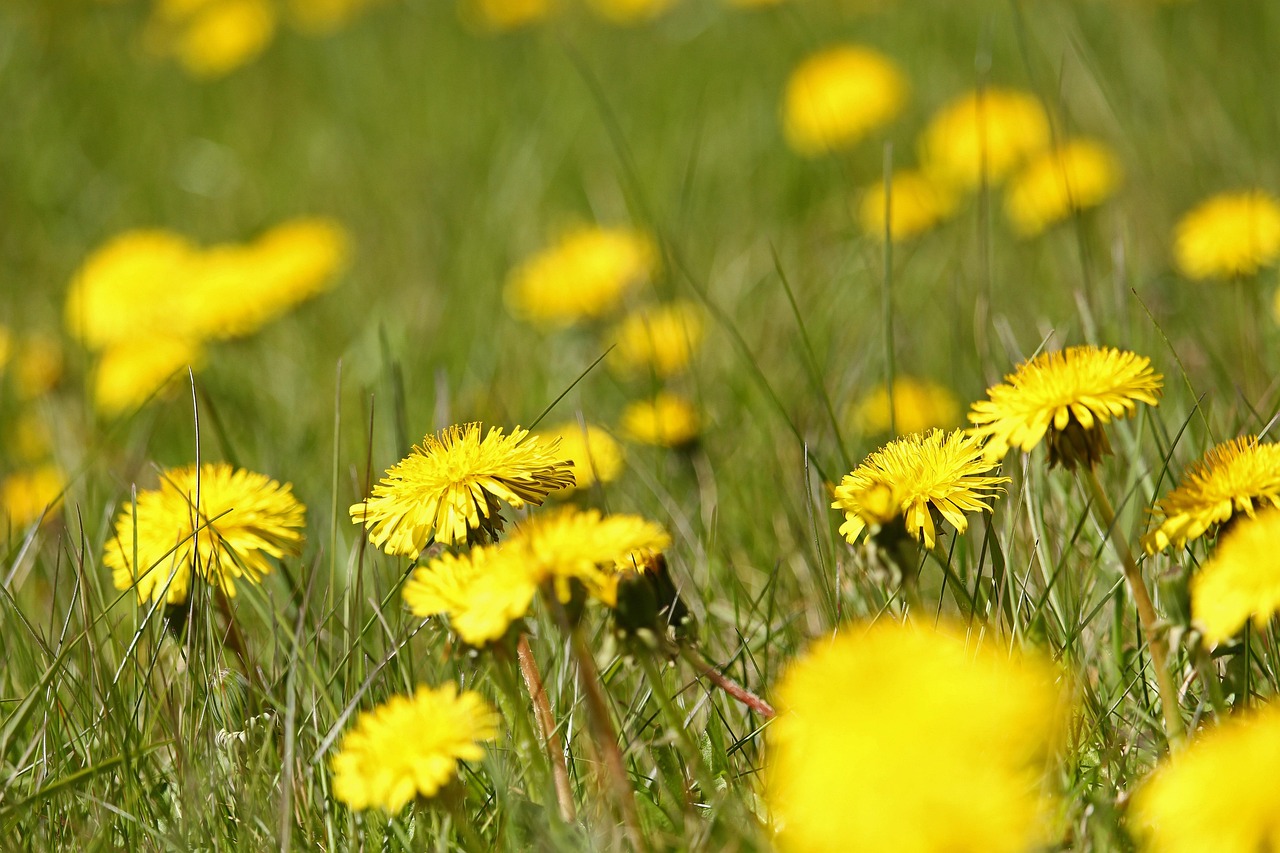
[2,465,65,529]
[1173,190,1280,280]
[535,422,624,492]
[850,376,962,437]
[857,169,959,242]
[918,87,1051,189]
[1189,507,1280,645]
[331,683,500,812]
[609,300,704,378]
[146,0,277,78]
[832,428,1006,550]
[782,45,907,157]
[621,393,700,448]
[13,334,64,400]
[350,423,576,556]
[1130,701,1280,853]
[765,620,1067,853]
[968,345,1162,470]
[1004,139,1122,237]
[1142,436,1280,554]
[105,463,305,605]
[93,337,204,416]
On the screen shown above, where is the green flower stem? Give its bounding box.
[490,641,571,824]
[635,652,716,795]
[677,646,776,718]
[515,633,577,823]
[1083,466,1185,747]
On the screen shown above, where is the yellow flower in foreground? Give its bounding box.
[621,393,700,448]
[766,620,1067,853]
[1189,507,1280,644]
[535,422,624,491]
[148,0,277,78]
[1142,436,1280,554]
[584,0,676,24]
[968,346,1162,470]
[505,227,655,327]
[609,300,704,378]
[919,87,1051,189]
[403,507,669,645]
[782,45,907,157]
[331,683,500,812]
[1131,702,1280,853]
[460,0,554,30]
[831,429,1007,549]
[94,337,204,416]
[850,376,961,436]
[351,423,575,555]
[105,463,305,605]
[1004,139,1122,236]
[1173,190,1280,280]
[2,465,65,528]
[857,170,958,242]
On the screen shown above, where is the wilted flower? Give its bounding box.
[1004,139,1122,236]
[918,87,1051,189]
[857,170,958,242]
[1189,507,1280,645]
[850,376,962,436]
[781,45,907,157]
[1173,190,1280,280]
[620,393,700,448]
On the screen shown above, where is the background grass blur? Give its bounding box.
[2,0,1280,849]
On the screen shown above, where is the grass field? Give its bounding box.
[3,0,1280,849]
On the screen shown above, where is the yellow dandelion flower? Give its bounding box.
[831,428,1007,550]
[918,87,1051,189]
[967,345,1162,470]
[1173,190,1280,280]
[505,226,656,327]
[1,465,65,528]
[11,411,53,463]
[105,463,305,605]
[13,334,63,400]
[331,683,500,812]
[350,423,576,555]
[147,0,277,78]
[460,0,555,31]
[1142,436,1280,554]
[1131,702,1280,853]
[620,392,700,448]
[766,620,1067,853]
[1189,507,1280,644]
[584,0,676,24]
[609,300,704,378]
[850,376,962,436]
[535,422,624,492]
[93,337,203,416]
[857,169,959,242]
[285,0,379,35]
[1004,139,1122,237]
[782,45,907,157]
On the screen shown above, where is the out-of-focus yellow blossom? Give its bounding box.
[505,226,656,328]
[621,393,700,448]
[11,412,52,463]
[1190,507,1280,645]
[918,87,1051,189]
[13,334,63,400]
[1131,702,1280,853]
[609,301,704,378]
[857,170,958,242]
[93,337,204,416]
[285,0,379,35]
[1004,139,1122,236]
[0,326,12,373]
[584,0,676,25]
[147,0,277,79]
[725,0,785,7]
[850,377,962,436]
[536,422,624,492]
[460,0,554,30]
[1173,190,1280,280]
[766,619,1068,853]
[782,45,907,157]
[1,465,65,528]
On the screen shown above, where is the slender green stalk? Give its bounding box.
[635,652,715,795]
[490,642,570,825]
[677,646,775,718]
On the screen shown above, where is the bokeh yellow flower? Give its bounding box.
[105,463,305,605]
[918,87,1051,189]
[609,300,704,378]
[1,465,65,528]
[766,620,1067,853]
[850,376,961,436]
[147,0,277,79]
[285,0,380,35]
[857,170,958,242]
[1173,190,1280,280]
[1189,507,1280,644]
[93,337,204,416]
[968,345,1162,470]
[620,392,700,448]
[13,334,63,400]
[584,0,676,24]
[781,45,907,157]
[1142,436,1280,554]
[351,423,576,555]
[832,428,1006,549]
[1131,702,1280,853]
[331,683,500,812]
[460,0,554,31]
[504,226,656,327]
[535,422,624,492]
[1004,139,1122,236]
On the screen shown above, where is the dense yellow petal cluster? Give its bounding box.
[1131,702,1280,853]
[331,683,500,812]
[1142,436,1280,553]
[968,346,1162,470]
[918,87,1051,189]
[504,226,655,327]
[620,392,700,448]
[146,0,277,78]
[1189,507,1280,644]
[766,620,1067,853]
[105,463,305,605]
[351,423,576,555]
[1004,139,1121,236]
[832,428,1006,549]
[1,465,65,528]
[850,376,961,436]
[535,422,624,492]
[609,300,704,378]
[782,45,907,157]
[857,170,958,242]
[1173,190,1280,279]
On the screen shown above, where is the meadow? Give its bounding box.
[3,0,1280,849]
